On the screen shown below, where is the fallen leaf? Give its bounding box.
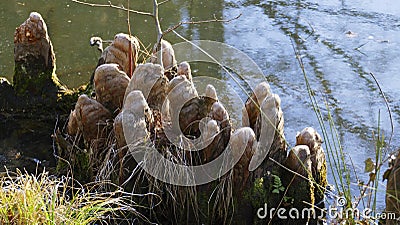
[364,158,375,173]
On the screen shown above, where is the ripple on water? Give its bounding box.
[224,0,400,211]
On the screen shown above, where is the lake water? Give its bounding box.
[1,0,400,212]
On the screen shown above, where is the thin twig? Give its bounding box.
[163,13,242,37]
[348,154,366,209]
[127,0,133,77]
[355,41,369,51]
[157,0,170,6]
[301,18,315,41]
[369,72,394,147]
[153,0,163,42]
[71,0,153,17]
[152,0,163,68]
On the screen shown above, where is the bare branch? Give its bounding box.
[73,0,241,70]
[152,0,163,43]
[157,0,171,6]
[152,0,164,68]
[71,0,153,17]
[127,0,133,77]
[162,13,242,37]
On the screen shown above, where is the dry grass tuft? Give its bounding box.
[0,168,149,225]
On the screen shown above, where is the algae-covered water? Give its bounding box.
[1,0,400,211]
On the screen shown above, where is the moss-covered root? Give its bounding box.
[283,145,319,225]
[13,11,80,111]
[14,12,60,99]
[384,152,400,225]
[246,146,319,225]
[295,127,327,207]
[244,174,282,225]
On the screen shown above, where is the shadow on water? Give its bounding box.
[0,115,56,173]
[242,0,399,135]
[247,0,387,133]
[228,0,400,210]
